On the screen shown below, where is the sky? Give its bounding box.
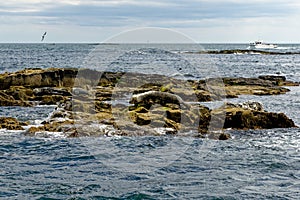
[0,0,300,43]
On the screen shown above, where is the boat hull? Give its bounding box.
[249,41,277,49]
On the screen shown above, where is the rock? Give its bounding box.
[0,68,298,108]
[0,91,28,106]
[9,99,297,140]
[195,90,213,102]
[258,75,286,85]
[40,95,66,105]
[192,76,295,99]
[219,132,231,140]
[225,85,290,96]
[6,86,34,101]
[24,126,45,136]
[258,75,299,86]
[134,106,149,113]
[0,68,70,90]
[164,118,181,130]
[42,120,75,133]
[222,77,294,96]
[95,87,113,101]
[222,107,296,130]
[223,77,275,87]
[134,113,152,126]
[0,117,27,130]
[128,100,210,134]
[166,109,181,123]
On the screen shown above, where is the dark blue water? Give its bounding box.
[0,43,300,199]
[0,130,299,199]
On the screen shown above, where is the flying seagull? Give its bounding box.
[41,32,47,42]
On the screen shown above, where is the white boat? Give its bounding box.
[249,41,277,49]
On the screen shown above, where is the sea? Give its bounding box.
[0,43,299,199]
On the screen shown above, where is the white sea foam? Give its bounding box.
[153,127,174,135]
[33,119,44,125]
[0,129,24,135]
[276,46,294,50]
[34,104,57,108]
[34,131,67,139]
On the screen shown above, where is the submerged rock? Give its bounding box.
[219,132,231,140]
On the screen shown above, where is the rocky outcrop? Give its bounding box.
[0,117,28,130]
[22,98,296,139]
[213,101,297,130]
[223,109,296,130]
[0,90,31,107]
[129,98,296,132]
[0,68,298,140]
[0,68,298,107]
[192,76,298,100]
[129,97,296,132]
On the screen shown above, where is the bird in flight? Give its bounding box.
[41,32,47,42]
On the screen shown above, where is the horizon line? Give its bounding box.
[0,42,300,44]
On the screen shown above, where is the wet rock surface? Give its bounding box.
[217,102,297,130]
[0,68,298,140]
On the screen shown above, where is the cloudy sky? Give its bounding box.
[1,0,300,43]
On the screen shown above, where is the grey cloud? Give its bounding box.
[0,0,298,27]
